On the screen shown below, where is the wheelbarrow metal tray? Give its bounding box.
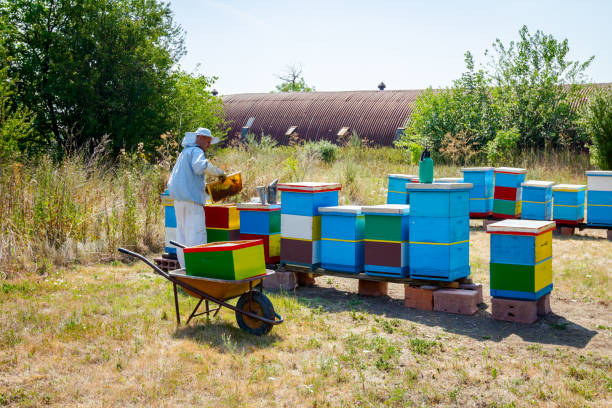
[183,239,266,280]
[169,269,273,300]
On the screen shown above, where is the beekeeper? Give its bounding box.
[167,128,225,267]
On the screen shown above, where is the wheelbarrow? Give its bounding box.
[117,243,283,335]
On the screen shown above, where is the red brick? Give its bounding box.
[459,283,484,304]
[483,219,498,229]
[404,285,437,310]
[433,289,478,315]
[554,226,575,236]
[358,280,388,297]
[607,229,612,241]
[536,293,551,316]
[491,298,537,324]
[262,271,297,291]
[296,272,316,287]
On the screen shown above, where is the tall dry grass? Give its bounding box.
[1,137,594,278]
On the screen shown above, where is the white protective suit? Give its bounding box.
[167,132,224,267]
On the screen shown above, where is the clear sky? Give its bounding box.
[168,0,612,95]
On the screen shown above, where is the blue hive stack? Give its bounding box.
[461,167,494,218]
[160,190,177,256]
[493,167,527,219]
[521,181,554,220]
[386,174,416,204]
[278,182,341,269]
[237,202,281,264]
[552,184,586,226]
[487,219,555,300]
[585,171,612,227]
[406,183,472,281]
[319,206,365,273]
[362,204,410,278]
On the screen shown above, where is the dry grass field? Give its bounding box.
[1,224,610,407]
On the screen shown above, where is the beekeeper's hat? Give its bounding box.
[195,127,220,145]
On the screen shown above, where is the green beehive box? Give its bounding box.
[183,240,266,280]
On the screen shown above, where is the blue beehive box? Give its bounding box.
[521,180,554,221]
[586,170,612,226]
[552,184,586,224]
[320,205,365,273]
[494,167,527,188]
[278,182,340,216]
[362,205,410,278]
[387,174,416,204]
[406,183,472,281]
[160,190,177,255]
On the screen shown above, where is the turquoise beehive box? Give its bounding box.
[320,205,364,273]
[386,174,416,204]
[160,190,177,255]
[552,184,586,225]
[461,167,494,218]
[406,183,472,281]
[487,219,555,300]
[585,171,612,226]
[521,180,554,221]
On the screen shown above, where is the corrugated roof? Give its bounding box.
[222,84,611,146]
[222,90,421,145]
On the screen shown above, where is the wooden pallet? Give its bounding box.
[279,264,472,288]
[154,257,179,272]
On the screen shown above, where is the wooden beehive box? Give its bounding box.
[521,180,554,221]
[320,205,365,273]
[183,240,266,280]
[585,170,612,226]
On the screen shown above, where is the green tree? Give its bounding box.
[0,0,185,154]
[274,64,315,92]
[581,89,612,169]
[487,25,593,148]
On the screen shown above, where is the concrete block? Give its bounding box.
[358,280,388,297]
[554,226,575,236]
[262,271,297,291]
[459,283,484,304]
[491,297,537,323]
[433,288,478,315]
[536,293,551,315]
[296,272,316,287]
[404,285,438,310]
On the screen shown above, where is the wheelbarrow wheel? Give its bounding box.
[235,291,275,335]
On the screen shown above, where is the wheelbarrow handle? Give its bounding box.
[117,247,170,280]
[169,240,186,249]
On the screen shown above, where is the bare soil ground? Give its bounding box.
[1,224,610,407]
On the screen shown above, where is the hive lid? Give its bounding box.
[434,177,463,183]
[405,182,473,191]
[318,205,362,215]
[552,184,587,192]
[487,219,556,235]
[585,170,612,176]
[278,182,342,192]
[361,204,410,215]
[183,239,262,253]
[521,180,555,188]
[461,167,495,172]
[236,203,281,211]
[494,167,527,174]
[388,174,417,179]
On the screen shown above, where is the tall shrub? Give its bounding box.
[581,90,612,169]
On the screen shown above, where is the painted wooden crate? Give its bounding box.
[406,183,472,281]
[552,184,586,224]
[240,233,280,264]
[387,174,416,204]
[462,167,495,218]
[237,203,281,235]
[278,182,341,216]
[586,170,612,226]
[487,219,555,300]
[320,205,365,273]
[493,167,526,219]
[204,204,240,229]
[362,205,410,277]
[160,190,177,255]
[184,240,266,280]
[521,180,554,221]
[206,227,241,243]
